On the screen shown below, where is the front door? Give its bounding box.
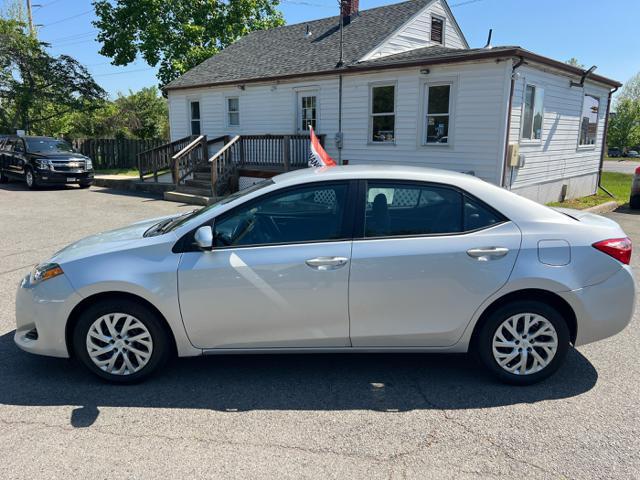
[297,91,318,133]
[178,181,355,349]
[349,180,521,347]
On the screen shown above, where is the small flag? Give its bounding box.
[308,126,336,168]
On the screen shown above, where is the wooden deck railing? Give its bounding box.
[172,135,208,185]
[137,135,196,181]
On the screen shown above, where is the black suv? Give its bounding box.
[0,135,94,189]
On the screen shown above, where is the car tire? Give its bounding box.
[25,168,37,190]
[475,300,570,386]
[78,182,92,189]
[0,169,8,183]
[73,299,171,384]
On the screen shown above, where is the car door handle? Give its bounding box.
[305,256,349,270]
[466,247,510,261]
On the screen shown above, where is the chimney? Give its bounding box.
[341,0,359,25]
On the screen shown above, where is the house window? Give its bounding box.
[521,84,544,141]
[424,84,451,144]
[430,16,444,44]
[370,85,395,143]
[227,97,240,126]
[190,101,201,135]
[579,94,600,146]
[300,95,317,131]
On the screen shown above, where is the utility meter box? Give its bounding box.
[508,143,520,167]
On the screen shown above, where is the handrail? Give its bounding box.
[172,135,205,160]
[138,135,194,157]
[209,135,240,163]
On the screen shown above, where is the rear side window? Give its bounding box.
[363,181,505,238]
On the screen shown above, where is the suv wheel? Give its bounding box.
[476,300,570,385]
[73,299,171,383]
[25,168,37,189]
[0,169,8,183]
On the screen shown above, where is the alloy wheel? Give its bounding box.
[26,171,33,187]
[491,313,558,375]
[85,313,153,375]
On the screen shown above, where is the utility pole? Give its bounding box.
[26,0,36,37]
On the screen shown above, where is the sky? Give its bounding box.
[22,0,640,98]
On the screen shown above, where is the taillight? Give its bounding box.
[592,237,632,265]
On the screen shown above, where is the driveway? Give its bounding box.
[603,159,640,174]
[0,182,638,479]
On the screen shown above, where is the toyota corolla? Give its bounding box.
[14,166,636,384]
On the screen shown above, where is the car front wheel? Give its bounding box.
[73,299,171,383]
[476,300,570,385]
[25,169,37,189]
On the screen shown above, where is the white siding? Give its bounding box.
[507,65,610,201]
[361,0,468,62]
[168,60,509,184]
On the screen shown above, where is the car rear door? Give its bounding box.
[348,180,521,348]
[177,180,356,349]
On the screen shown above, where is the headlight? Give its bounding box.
[85,159,93,170]
[29,263,64,286]
[35,159,52,170]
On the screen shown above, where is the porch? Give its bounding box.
[137,133,323,204]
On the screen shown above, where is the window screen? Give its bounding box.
[431,17,444,43]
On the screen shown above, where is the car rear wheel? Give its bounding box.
[25,168,37,190]
[0,169,8,183]
[79,182,92,189]
[73,299,171,383]
[476,300,570,385]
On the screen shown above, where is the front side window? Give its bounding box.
[521,84,544,141]
[425,84,451,144]
[190,101,201,135]
[579,94,600,146]
[370,85,395,143]
[300,95,317,131]
[431,16,444,44]
[364,182,505,238]
[227,97,240,126]
[214,182,349,247]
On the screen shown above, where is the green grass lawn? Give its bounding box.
[548,172,633,209]
[94,168,140,176]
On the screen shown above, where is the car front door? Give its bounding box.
[177,181,355,349]
[349,180,521,348]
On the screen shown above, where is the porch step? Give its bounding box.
[183,178,212,189]
[193,171,211,181]
[175,185,213,197]
[164,190,213,206]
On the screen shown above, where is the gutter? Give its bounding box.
[501,56,525,188]
[598,85,619,197]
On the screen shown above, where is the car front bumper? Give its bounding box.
[560,265,636,346]
[14,273,83,358]
[35,169,94,185]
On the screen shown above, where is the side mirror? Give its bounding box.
[194,225,214,251]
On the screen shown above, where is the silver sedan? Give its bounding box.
[14,166,636,384]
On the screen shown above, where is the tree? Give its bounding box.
[619,72,640,102]
[608,98,640,149]
[565,57,585,69]
[113,87,168,139]
[93,0,285,87]
[0,18,106,133]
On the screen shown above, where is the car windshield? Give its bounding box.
[145,179,275,236]
[26,138,73,153]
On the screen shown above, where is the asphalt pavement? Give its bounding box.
[0,181,638,479]
[603,159,640,174]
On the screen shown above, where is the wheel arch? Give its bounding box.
[65,291,178,358]
[469,288,578,349]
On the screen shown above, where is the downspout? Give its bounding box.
[597,85,619,197]
[501,56,525,188]
[338,74,343,164]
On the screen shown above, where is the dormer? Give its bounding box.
[360,0,469,62]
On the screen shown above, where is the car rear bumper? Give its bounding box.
[14,274,82,358]
[35,170,94,185]
[560,266,636,346]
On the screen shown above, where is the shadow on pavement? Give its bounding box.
[0,331,598,428]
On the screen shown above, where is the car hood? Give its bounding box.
[29,151,89,160]
[49,214,178,264]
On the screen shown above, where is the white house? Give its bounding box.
[164,0,620,203]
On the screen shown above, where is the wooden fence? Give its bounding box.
[72,138,165,170]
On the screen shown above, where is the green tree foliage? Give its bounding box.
[93,0,285,87]
[565,57,585,69]
[113,87,168,139]
[608,98,640,149]
[0,18,106,134]
[619,72,640,102]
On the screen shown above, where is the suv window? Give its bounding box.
[364,181,505,238]
[214,182,350,247]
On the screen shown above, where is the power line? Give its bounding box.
[47,31,97,42]
[450,0,486,7]
[36,0,63,9]
[92,67,155,77]
[40,9,92,28]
